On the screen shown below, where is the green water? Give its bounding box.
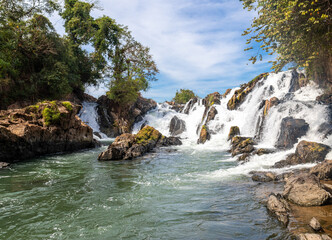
[0,143,289,239]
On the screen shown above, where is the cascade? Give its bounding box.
[79,101,108,139]
[133,70,332,175]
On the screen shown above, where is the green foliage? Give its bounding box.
[62,101,73,111]
[42,102,61,126]
[173,89,197,104]
[241,0,332,82]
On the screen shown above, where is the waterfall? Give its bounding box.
[79,102,108,139]
[133,70,332,175]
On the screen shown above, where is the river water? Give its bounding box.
[0,141,290,239]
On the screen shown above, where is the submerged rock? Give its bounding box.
[267,193,290,226]
[98,126,182,161]
[0,101,95,162]
[169,116,186,136]
[275,117,309,149]
[283,174,331,206]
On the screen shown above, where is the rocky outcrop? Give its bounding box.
[296,234,332,240]
[228,126,240,141]
[227,73,269,110]
[267,193,290,226]
[289,70,309,92]
[283,174,331,206]
[183,98,198,114]
[222,89,232,98]
[252,171,276,182]
[169,116,186,136]
[165,101,184,112]
[97,95,157,137]
[263,97,280,116]
[316,93,332,105]
[98,126,182,161]
[310,160,332,180]
[230,136,256,157]
[275,117,309,149]
[197,125,211,144]
[274,141,331,168]
[0,101,95,162]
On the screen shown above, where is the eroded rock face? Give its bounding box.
[283,174,331,206]
[267,193,290,226]
[274,141,331,168]
[98,126,182,161]
[263,97,280,116]
[275,117,309,149]
[97,95,157,137]
[169,116,186,136]
[183,98,198,114]
[310,160,332,180]
[197,126,211,144]
[0,101,95,162]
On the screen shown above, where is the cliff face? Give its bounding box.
[97,95,157,137]
[0,101,95,163]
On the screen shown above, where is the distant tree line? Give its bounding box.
[0,0,158,108]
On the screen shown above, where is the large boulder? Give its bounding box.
[0,101,95,162]
[197,125,211,144]
[98,126,182,161]
[206,106,218,123]
[97,95,157,137]
[274,141,330,168]
[267,193,290,226]
[275,117,309,149]
[169,116,186,136]
[228,126,240,141]
[263,97,280,116]
[283,174,331,206]
[230,136,256,156]
[310,160,332,180]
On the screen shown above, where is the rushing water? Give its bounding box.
[1,70,331,239]
[0,143,290,239]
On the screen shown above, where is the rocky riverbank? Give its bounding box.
[0,101,96,163]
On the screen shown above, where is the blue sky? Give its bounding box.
[51,0,273,102]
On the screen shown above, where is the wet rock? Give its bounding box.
[206,107,218,123]
[97,95,157,137]
[165,101,184,112]
[267,193,290,226]
[316,93,332,105]
[169,116,186,136]
[263,97,280,116]
[318,123,332,139]
[289,69,301,92]
[251,171,276,182]
[283,174,331,206]
[0,162,10,169]
[197,125,211,144]
[222,89,232,98]
[310,160,332,180]
[0,101,95,162]
[94,132,102,139]
[253,148,275,156]
[275,117,309,149]
[228,126,240,141]
[309,217,322,231]
[203,92,221,107]
[237,153,250,162]
[183,98,198,114]
[227,73,268,110]
[296,233,332,240]
[98,126,182,161]
[231,136,256,156]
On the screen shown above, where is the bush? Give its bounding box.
[173,89,197,104]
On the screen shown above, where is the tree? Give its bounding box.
[173,89,196,104]
[106,30,159,105]
[241,0,332,86]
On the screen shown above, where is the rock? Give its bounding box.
[165,101,184,112]
[289,69,301,92]
[275,117,309,149]
[197,125,211,144]
[323,183,332,194]
[316,93,332,105]
[283,174,331,206]
[310,160,332,180]
[98,126,182,161]
[0,101,95,162]
[266,193,290,226]
[318,122,332,139]
[169,116,186,136]
[296,234,332,240]
[251,171,276,182]
[203,92,221,107]
[253,148,275,156]
[263,97,280,116]
[228,126,240,141]
[222,89,232,98]
[0,162,10,169]
[237,153,250,162]
[97,95,157,137]
[183,98,198,114]
[227,73,268,110]
[206,107,218,123]
[230,136,256,156]
[94,132,102,139]
[309,217,322,231]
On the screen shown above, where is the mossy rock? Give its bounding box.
[135,126,162,145]
[228,126,240,140]
[62,101,73,111]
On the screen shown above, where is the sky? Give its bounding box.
[51,0,273,102]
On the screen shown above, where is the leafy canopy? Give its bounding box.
[173,89,197,104]
[241,0,332,82]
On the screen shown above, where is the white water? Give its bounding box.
[133,70,332,177]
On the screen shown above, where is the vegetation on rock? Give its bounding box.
[135,126,162,145]
[173,89,197,104]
